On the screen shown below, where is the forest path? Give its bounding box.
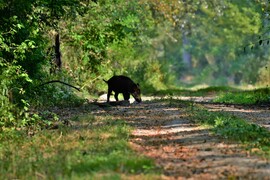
[94,96,270,179]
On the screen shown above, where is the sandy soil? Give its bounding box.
[92,96,270,179]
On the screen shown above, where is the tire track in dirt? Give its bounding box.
[93,98,270,179]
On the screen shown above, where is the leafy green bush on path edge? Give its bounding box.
[0,60,33,129]
[214,88,270,105]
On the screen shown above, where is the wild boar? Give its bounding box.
[103,75,142,103]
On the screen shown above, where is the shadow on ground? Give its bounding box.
[88,98,270,179]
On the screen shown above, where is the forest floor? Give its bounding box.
[91,95,270,179]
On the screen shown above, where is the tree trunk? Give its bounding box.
[54,32,62,70]
[182,32,192,70]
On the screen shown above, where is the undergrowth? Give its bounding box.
[189,105,270,158]
[153,87,270,106]
[214,88,270,104]
[152,86,238,97]
[0,116,159,179]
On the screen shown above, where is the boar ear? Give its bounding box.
[137,83,140,87]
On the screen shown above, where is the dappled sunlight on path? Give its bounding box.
[91,98,270,179]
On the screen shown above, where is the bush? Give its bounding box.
[214,88,270,104]
[0,60,33,129]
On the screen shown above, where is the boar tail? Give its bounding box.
[103,79,108,83]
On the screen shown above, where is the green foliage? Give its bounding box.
[0,60,55,130]
[128,60,167,93]
[190,106,270,157]
[144,0,268,86]
[29,71,84,108]
[257,62,270,86]
[0,1,47,78]
[0,10,45,128]
[0,0,269,129]
[0,117,158,179]
[214,88,270,104]
[0,0,85,128]
[61,0,166,94]
[0,60,33,129]
[32,84,84,108]
[194,1,265,85]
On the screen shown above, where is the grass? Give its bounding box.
[188,105,270,158]
[151,86,239,97]
[153,86,269,105]
[0,115,159,179]
[214,88,270,105]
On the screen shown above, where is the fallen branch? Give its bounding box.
[39,80,80,91]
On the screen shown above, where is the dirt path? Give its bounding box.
[93,97,270,179]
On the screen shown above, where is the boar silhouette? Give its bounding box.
[103,75,141,103]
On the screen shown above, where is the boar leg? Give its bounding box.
[123,93,130,101]
[107,88,112,102]
[114,92,119,101]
